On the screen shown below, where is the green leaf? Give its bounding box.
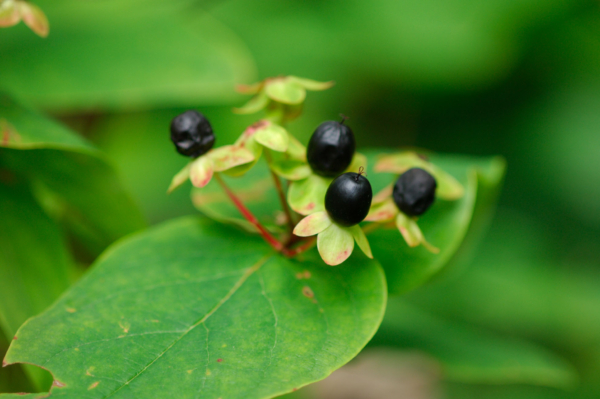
[0,334,36,394]
[4,216,387,399]
[0,182,77,390]
[0,94,146,255]
[371,299,578,389]
[366,151,505,295]
[0,0,256,111]
[288,174,330,216]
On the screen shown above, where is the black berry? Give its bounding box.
[325,171,372,227]
[307,120,356,177]
[170,110,215,158]
[393,168,437,216]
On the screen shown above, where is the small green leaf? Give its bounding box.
[293,211,332,237]
[267,135,310,181]
[317,224,354,266]
[223,123,265,177]
[288,174,330,215]
[4,217,387,399]
[254,123,289,152]
[265,78,306,105]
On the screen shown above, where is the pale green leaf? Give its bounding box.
[189,156,214,188]
[167,163,191,194]
[4,217,386,399]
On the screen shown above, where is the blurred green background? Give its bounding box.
[1,0,600,398]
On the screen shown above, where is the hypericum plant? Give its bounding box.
[0,75,507,399]
[168,76,464,265]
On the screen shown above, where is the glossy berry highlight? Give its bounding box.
[307,120,356,177]
[393,168,437,216]
[325,170,372,227]
[170,110,215,158]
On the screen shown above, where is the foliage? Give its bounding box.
[1,1,598,398]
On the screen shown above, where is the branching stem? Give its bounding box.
[214,173,284,251]
[263,149,296,232]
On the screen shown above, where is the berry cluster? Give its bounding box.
[168,76,464,265]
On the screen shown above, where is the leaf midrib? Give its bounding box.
[102,253,272,399]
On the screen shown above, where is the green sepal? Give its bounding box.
[288,174,331,215]
[167,162,191,194]
[317,223,355,266]
[233,91,269,115]
[395,212,439,254]
[0,0,19,27]
[17,1,49,37]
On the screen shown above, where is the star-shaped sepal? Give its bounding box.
[167,145,255,193]
[234,76,334,120]
[365,185,439,253]
[293,211,373,266]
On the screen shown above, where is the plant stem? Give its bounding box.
[263,148,296,231]
[214,173,284,251]
[282,237,316,258]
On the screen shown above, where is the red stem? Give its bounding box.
[215,173,283,251]
[263,149,296,231]
[282,237,317,258]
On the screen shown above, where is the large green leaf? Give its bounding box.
[2,217,386,399]
[0,94,146,255]
[367,152,505,295]
[0,0,255,111]
[370,299,577,388]
[0,182,77,391]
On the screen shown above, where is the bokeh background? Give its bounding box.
[1,0,600,398]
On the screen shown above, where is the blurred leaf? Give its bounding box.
[0,0,256,111]
[367,151,505,295]
[0,335,35,394]
[371,299,577,389]
[4,216,386,399]
[0,94,146,255]
[0,181,76,391]
[211,0,581,89]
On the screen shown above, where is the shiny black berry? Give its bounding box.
[307,120,356,177]
[325,171,372,227]
[393,168,437,216]
[170,110,215,158]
